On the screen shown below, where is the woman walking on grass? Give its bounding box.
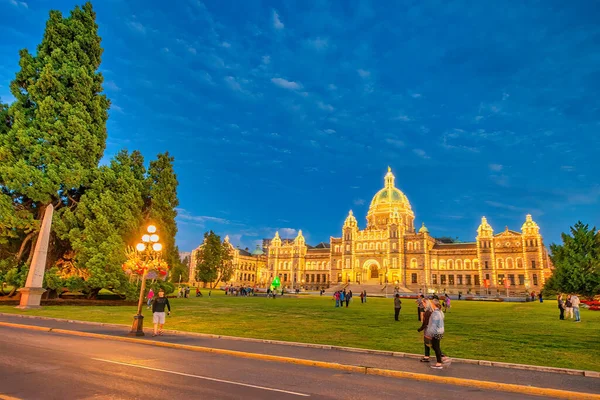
[425,299,450,369]
[557,294,565,320]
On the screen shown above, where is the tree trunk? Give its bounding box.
[86,287,101,299]
[7,287,17,297]
[16,232,36,264]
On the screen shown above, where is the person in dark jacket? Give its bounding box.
[394,294,402,321]
[151,289,171,336]
[418,298,433,361]
[557,294,565,320]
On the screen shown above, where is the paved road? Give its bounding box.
[0,326,551,400]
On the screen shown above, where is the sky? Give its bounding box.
[1,0,599,252]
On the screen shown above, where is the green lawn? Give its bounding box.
[1,293,598,371]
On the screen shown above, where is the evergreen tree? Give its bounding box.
[169,255,189,284]
[195,231,233,288]
[54,150,145,298]
[0,2,109,265]
[546,221,600,298]
[145,152,179,270]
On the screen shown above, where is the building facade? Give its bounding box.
[191,168,553,294]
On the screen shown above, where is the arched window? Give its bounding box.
[411,258,417,269]
[473,260,479,269]
[357,243,362,250]
[440,260,446,269]
[279,261,283,269]
[516,258,523,268]
[456,260,462,270]
[497,259,504,269]
[507,258,514,269]
[283,261,288,270]
[335,246,339,252]
[312,262,317,270]
[382,243,387,250]
[432,260,437,269]
[465,260,471,270]
[448,260,454,269]
[415,242,420,251]
[376,243,380,250]
[370,243,374,250]
[408,242,413,251]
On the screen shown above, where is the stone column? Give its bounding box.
[16,204,53,309]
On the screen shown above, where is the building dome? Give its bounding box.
[366,167,415,231]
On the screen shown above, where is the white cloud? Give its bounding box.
[187,46,197,55]
[271,77,302,90]
[323,129,336,134]
[273,10,284,30]
[9,0,28,8]
[385,138,405,148]
[413,149,430,159]
[224,76,242,92]
[127,20,146,34]
[353,198,365,205]
[357,69,371,78]
[317,101,334,112]
[279,227,297,237]
[307,37,329,50]
[221,42,231,48]
[411,93,422,98]
[262,55,271,64]
[393,114,411,122]
[490,174,510,187]
[177,208,230,225]
[162,47,170,53]
[489,164,503,172]
[110,104,124,113]
[104,80,120,91]
[502,92,510,100]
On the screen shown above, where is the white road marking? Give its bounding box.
[92,358,310,397]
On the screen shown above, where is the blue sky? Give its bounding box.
[2,0,599,252]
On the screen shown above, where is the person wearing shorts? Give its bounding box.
[151,289,171,336]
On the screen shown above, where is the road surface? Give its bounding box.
[0,325,573,399]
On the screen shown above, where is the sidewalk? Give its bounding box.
[0,313,598,396]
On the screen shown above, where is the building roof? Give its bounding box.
[238,248,252,256]
[432,242,477,250]
[314,242,331,249]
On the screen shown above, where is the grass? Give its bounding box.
[0,292,598,371]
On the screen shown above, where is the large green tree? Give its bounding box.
[144,152,179,270]
[546,221,600,298]
[196,231,233,288]
[0,2,109,267]
[54,150,146,298]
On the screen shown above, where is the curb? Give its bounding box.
[0,321,598,400]
[0,312,596,378]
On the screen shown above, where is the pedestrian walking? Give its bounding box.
[346,290,352,307]
[557,294,565,320]
[151,289,171,337]
[360,291,364,303]
[565,295,573,319]
[416,295,424,321]
[538,292,543,303]
[334,291,340,307]
[363,290,367,303]
[444,295,451,313]
[425,299,449,369]
[146,288,154,309]
[571,294,581,322]
[394,294,402,321]
[418,298,441,363]
[340,290,345,307]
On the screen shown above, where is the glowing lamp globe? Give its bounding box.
[136,243,146,252]
[142,234,150,243]
[150,234,159,243]
[152,243,163,252]
[147,225,157,233]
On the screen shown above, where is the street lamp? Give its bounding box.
[129,224,162,337]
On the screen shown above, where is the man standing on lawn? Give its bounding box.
[394,294,402,321]
[151,288,171,337]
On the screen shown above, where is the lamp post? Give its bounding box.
[129,224,162,337]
